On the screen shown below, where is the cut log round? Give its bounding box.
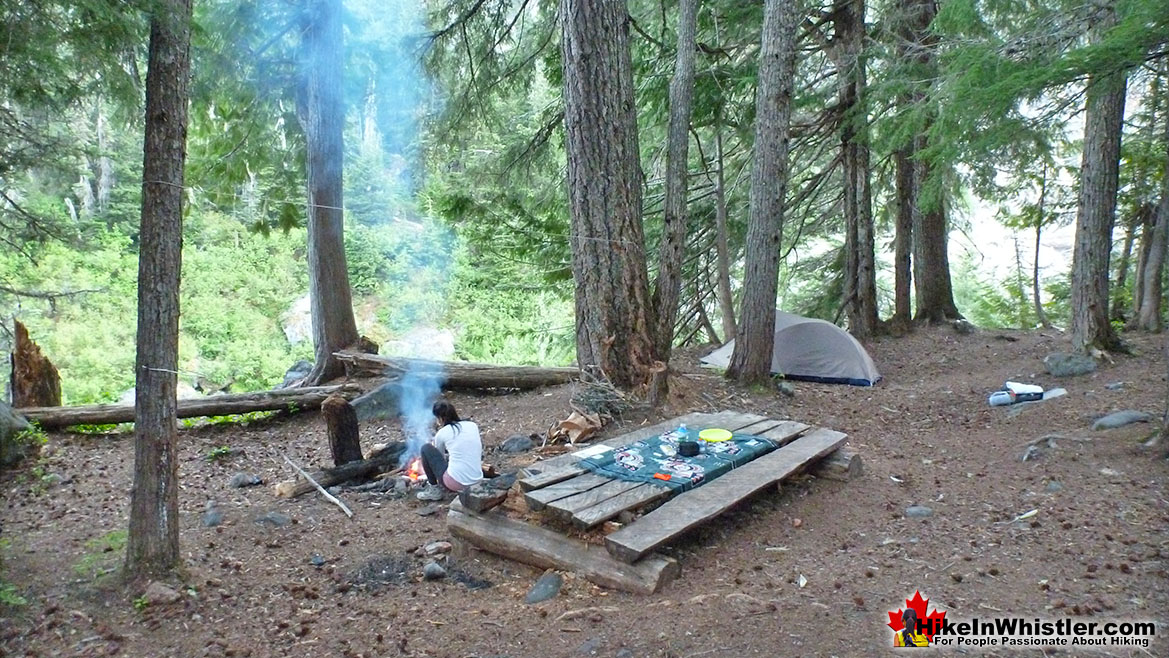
[334,351,578,389]
[322,394,362,466]
[11,320,61,408]
[810,447,862,481]
[17,384,360,430]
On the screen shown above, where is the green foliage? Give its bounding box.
[132,596,149,612]
[204,445,234,462]
[73,530,127,581]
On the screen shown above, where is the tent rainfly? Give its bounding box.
[700,311,881,386]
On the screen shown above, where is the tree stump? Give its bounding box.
[11,320,61,408]
[322,394,362,467]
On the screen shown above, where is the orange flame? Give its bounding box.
[406,456,424,482]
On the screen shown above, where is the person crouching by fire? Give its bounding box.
[416,400,483,501]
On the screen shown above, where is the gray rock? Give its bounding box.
[310,554,326,567]
[1046,480,1063,493]
[524,571,563,604]
[1043,352,1097,377]
[254,511,292,527]
[952,319,976,335]
[423,562,447,581]
[499,434,534,453]
[616,649,634,658]
[203,501,224,527]
[143,581,182,605]
[577,637,603,655]
[905,505,934,519]
[1092,410,1153,431]
[351,382,402,422]
[416,504,441,517]
[423,541,453,556]
[0,400,32,466]
[1105,381,1125,391]
[281,359,313,387]
[229,472,263,488]
[776,381,796,397]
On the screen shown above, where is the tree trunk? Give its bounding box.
[713,123,737,341]
[726,0,799,384]
[300,0,360,386]
[651,0,699,362]
[1070,6,1126,351]
[126,0,192,580]
[334,351,579,388]
[323,394,363,467]
[914,186,962,323]
[1033,167,1052,328]
[1111,218,1136,321]
[11,320,61,408]
[892,146,914,330]
[1135,135,1169,331]
[561,0,658,390]
[18,384,359,429]
[835,0,878,337]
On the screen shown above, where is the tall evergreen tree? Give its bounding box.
[727,0,799,383]
[561,0,657,389]
[126,0,193,579]
[299,0,360,384]
[651,0,700,362]
[1070,4,1126,351]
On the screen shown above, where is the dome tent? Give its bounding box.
[700,310,881,386]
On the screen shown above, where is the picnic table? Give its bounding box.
[448,410,854,594]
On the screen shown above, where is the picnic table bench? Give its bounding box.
[448,410,856,594]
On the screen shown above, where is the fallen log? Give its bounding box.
[17,384,361,430]
[334,351,578,389]
[810,447,862,482]
[274,441,406,498]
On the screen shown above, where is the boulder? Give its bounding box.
[281,360,313,388]
[1043,352,1097,377]
[0,400,33,466]
[499,434,534,453]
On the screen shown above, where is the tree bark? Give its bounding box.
[18,385,359,429]
[832,0,878,337]
[1070,5,1126,351]
[651,0,700,363]
[126,0,192,580]
[11,320,61,408]
[1134,134,1169,331]
[323,394,363,466]
[726,0,799,384]
[561,0,658,390]
[300,0,360,385]
[892,146,914,330]
[712,124,737,341]
[1033,167,1052,329]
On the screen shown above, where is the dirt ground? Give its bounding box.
[1,326,1166,658]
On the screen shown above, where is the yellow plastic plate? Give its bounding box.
[699,428,732,442]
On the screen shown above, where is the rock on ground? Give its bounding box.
[1092,410,1153,431]
[1043,352,1097,377]
[0,400,32,466]
[525,571,563,604]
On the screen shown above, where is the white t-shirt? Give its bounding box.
[433,421,483,487]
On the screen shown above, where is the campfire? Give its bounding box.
[404,456,424,484]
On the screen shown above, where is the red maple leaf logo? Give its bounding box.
[887,590,947,643]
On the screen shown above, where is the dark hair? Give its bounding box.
[432,400,461,433]
[902,608,919,642]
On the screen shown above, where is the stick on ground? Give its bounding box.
[283,456,354,518]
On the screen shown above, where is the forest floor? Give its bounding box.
[1,326,1167,658]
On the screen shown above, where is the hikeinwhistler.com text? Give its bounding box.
[923,617,1156,649]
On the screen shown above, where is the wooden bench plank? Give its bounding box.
[518,410,765,491]
[524,473,612,511]
[546,478,644,522]
[571,482,672,529]
[604,428,848,563]
[757,420,809,447]
[447,501,679,594]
